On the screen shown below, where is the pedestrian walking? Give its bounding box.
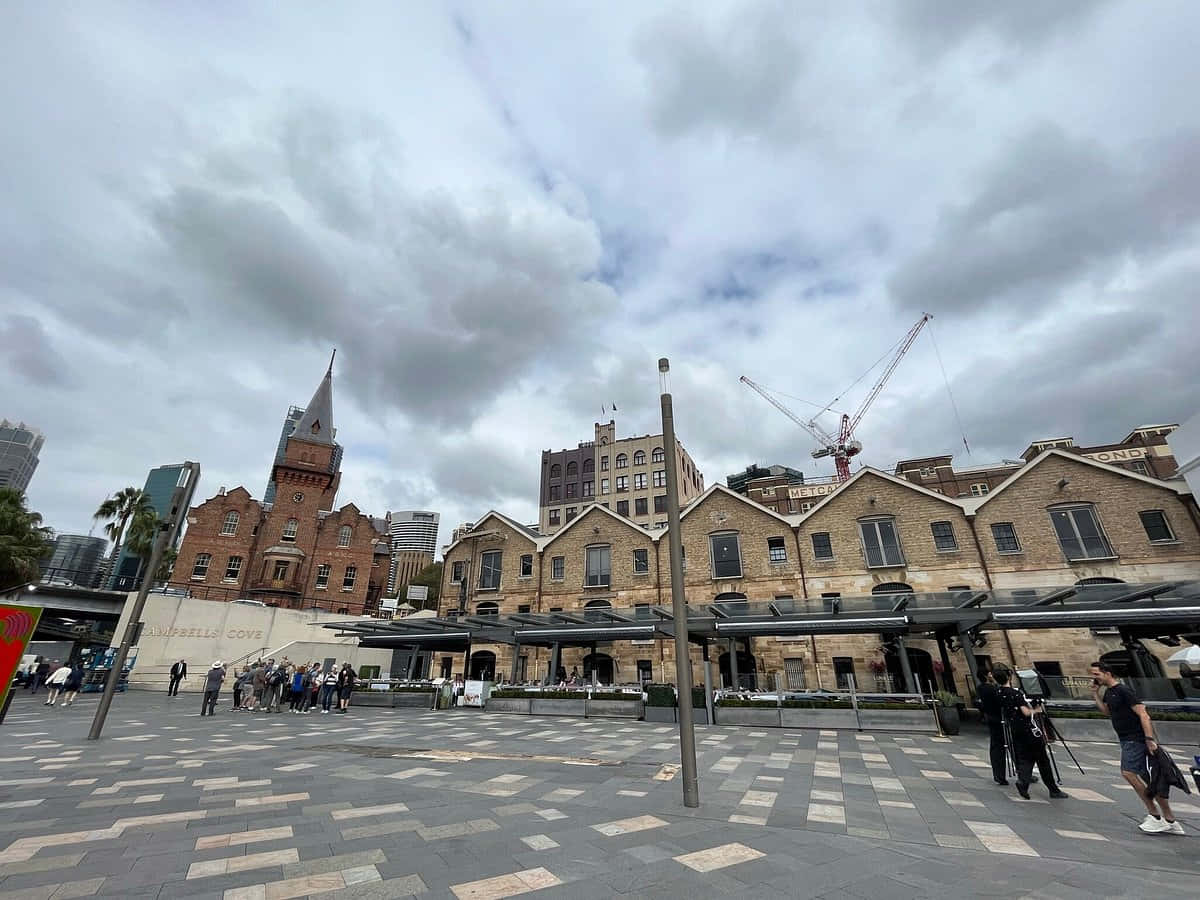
[977,669,1008,785]
[320,667,338,713]
[251,662,268,712]
[289,667,306,712]
[168,659,187,697]
[59,662,83,706]
[31,658,51,694]
[44,662,71,706]
[1090,660,1184,834]
[336,662,355,713]
[994,666,1068,801]
[200,661,226,716]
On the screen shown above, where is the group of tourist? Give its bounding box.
[190,657,358,717]
[29,659,85,707]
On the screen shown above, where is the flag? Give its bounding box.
[612,402,618,411]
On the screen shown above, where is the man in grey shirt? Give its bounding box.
[201,662,226,716]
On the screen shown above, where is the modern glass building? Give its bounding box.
[109,461,201,590]
[0,419,44,494]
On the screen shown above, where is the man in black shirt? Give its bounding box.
[994,666,1067,800]
[1090,660,1182,835]
[976,669,1008,785]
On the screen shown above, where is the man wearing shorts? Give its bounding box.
[1090,660,1183,834]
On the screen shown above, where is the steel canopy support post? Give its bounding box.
[510,642,521,683]
[935,633,955,692]
[957,627,981,691]
[701,639,714,725]
[728,638,739,691]
[407,647,420,680]
[896,636,917,695]
[660,358,699,808]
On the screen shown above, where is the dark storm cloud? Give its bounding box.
[889,126,1200,317]
[0,315,73,388]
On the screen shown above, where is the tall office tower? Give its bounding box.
[109,461,201,590]
[41,534,108,587]
[386,510,440,596]
[0,419,44,493]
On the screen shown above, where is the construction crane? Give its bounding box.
[741,313,932,482]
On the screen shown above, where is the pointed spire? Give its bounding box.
[293,352,335,445]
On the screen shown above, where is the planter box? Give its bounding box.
[352,691,435,708]
[585,699,644,719]
[485,697,531,715]
[715,707,782,727]
[644,706,676,723]
[530,698,587,717]
[690,707,710,726]
[393,692,436,709]
[858,708,938,733]
[1045,717,1200,745]
[780,708,858,730]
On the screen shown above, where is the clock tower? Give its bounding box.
[270,355,341,513]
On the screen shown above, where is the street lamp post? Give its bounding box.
[659,357,700,808]
[88,468,193,741]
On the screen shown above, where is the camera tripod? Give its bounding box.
[1002,701,1086,784]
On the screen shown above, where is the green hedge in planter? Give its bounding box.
[692,687,707,708]
[717,698,925,711]
[490,689,636,702]
[645,684,675,707]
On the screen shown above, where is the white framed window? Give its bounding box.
[583,480,594,496]
[337,525,352,547]
[315,563,331,590]
[223,555,242,581]
[520,553,533,577]
[800,501,814,513]
[615,453,628,469]
[919,466,936,477]
[930,521,958,552]
[600,456,609,471]
[616,475,628,492]
[709,532,742,578]
[565,506,577,521]
[600,478,610,494]
[633,450,646,466]
[970,482,989,496]
[1139,510,1175,543]
[549,509,560,525]
[551,556,564,580]
[479,550,502,590]
[451,560,464,582]
[633,548,649,574]
[272,560,289,581]
[859,518,904,567]
[342,565,357,590]
[991,522,1021,553]
[1129,460,1150,476]
[281,518,298,542]
[768,537,787,563]
[1049,505,1114,561]
[191,553,211,579]
[220,511,239,535]
[633,473,647,490]
[811,532,833,560]
[585,546,611,587]
[652,447,665,463]
[653,470,666,487]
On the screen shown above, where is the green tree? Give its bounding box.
[93,487,151,563]
[0,488,54,588]
[406,561,442,610]
[124,508,176,582]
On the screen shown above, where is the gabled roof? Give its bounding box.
[785,466,967,526]
[442,510,541,556]
[292,358,335,446]
[541,502,652,550]
[964,448,1190,513]
[677,482,796,530]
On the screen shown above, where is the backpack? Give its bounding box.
[269,669,285,687]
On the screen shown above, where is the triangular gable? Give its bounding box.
[197,486,256,508]
[442,510,540,556]
[788,467,967,525]
[677,482,796,530]
[541,502,652,550]
[965,448,1189,513]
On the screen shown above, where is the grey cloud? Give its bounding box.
[889,126,1200,317]
[426,439,535,509]
[888,0,1112,52]
[0,314,73,387]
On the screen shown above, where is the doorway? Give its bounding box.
[885,645,937,694]
[718,650,758,689]
[582,652,615,684]
[468,650,496,680]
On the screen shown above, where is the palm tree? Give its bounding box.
[124,508,175,582]
[94,487,151,563]
[0,488,54,588]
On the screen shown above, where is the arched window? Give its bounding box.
[585,598,612,623]
[633,450,645,466]
[615,453,628,469]
[550,463,561,479]
[566,460,578,476]
[191,553,211,579]
[652,447,665,463]
[476,601,499,617]
[281,519,298,542]
[582,458,594,474]
[1076,576,1124,586]
[220,511,239,536]
[871,582,912,594]
[338,525,352,547]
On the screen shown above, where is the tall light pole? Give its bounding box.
[88,467,193,741]
[659,357,699,808]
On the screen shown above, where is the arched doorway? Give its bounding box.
[582,652,614,684]
[884,643,937,695]
[718,649,757,690]
[469,650,496,680]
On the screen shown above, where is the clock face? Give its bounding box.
[292,492,304,503]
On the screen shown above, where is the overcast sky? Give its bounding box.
[5,2,1199,550]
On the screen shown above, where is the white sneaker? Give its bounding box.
[1139,815,1171,834]
[1166,820,1185,835]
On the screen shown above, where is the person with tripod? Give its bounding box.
[1089,661,1183,835]
[977,669,1009,785]
[994,665,1069,800]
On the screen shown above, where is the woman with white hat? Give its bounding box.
[201,661,226,716]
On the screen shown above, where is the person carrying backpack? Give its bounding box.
[320,667,339,713]
[290,667,306,712]
[336,662,356,714]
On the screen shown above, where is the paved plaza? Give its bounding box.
[0,691,1196,899]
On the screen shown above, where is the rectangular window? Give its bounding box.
[1130,460,1149,476]
[1139,510,1175,543]
[220,511,239,536]
[479,550,502,590]
[616,500,629,516]
[970,482,989,496]
[637,660,653,684]
[616,476,628,492]
[315,563,331,590]
[281,519,298,542]
[1050,506,1114,560]
[784,658,806,690]
[223,556,243,581]
[859,518,904,567]
[548,509,560,526]
[635,497,648,516]
[991,522,1021,553]
[654,494,666,513]
[517,604,531,614]
[633,473,647,490]
[811,532,833,560]
[272,560,289,581]
[800,502,814,513]
[549,485,560,502]
[600,456,609,471]
[585,546,611,587]
[342,565,356,590]
[566,483,577,498]
[633,548,649,574]
[520,553,533,577]
[833,657,856,690]
[551,556,564,580]
[709,533,742,578]
[600,478,610,494]
[451,560,464,582]
[582,480,594,497]
[919,466,936,477]
[566,507,577,521]
[930,521,958,551]
[767,537,787,563]
[653,470,666,487]
[634,603,652,620]
[191,553,211,579]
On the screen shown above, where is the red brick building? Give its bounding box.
[175,363,389,614]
